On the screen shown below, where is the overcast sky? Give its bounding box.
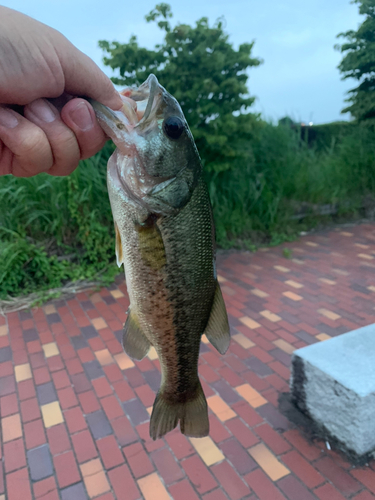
[3,0,362,124]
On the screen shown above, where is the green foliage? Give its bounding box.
[0,144,117,299]
[210,122,375,247]
[337,0,375,123]
[99,3,262,173]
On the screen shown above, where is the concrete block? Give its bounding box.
[290,323,375,459]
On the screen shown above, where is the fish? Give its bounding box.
[89,74,230,440]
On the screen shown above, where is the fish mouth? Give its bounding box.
[89,74,163,137]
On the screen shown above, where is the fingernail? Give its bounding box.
[29,99,56,123]
[0,107,18,128]
[70,102,93,131]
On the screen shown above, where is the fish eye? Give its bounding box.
[162,116,184,140]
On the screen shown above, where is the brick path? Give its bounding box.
[1,223,375,500]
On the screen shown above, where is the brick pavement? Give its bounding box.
[1,223,375,499]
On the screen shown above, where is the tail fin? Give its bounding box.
[149,381,209,440]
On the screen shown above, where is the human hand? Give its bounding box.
[0,6,123,177]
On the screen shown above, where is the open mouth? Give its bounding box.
[89,74,162,136]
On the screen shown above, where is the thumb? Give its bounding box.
[57,39,122,111]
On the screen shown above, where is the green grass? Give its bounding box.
[1,122,375,299]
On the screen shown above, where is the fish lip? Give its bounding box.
[134,74,161,127]
[89,74,162,133]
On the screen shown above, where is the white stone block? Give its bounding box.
[290,323,375,458]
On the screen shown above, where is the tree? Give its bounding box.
[337,0,375,124]
[99,3,262,173]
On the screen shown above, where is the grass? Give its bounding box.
[1,122,375,299]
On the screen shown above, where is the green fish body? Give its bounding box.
[91,75,230,439]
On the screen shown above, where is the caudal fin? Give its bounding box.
[149,382,209,440]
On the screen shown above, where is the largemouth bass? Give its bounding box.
[90,74,230,440]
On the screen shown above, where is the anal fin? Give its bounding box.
[203,282,230,355]
[123,311,151,360]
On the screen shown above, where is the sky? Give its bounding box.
[3,0,362,124]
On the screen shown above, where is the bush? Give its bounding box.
[1,122,375,299]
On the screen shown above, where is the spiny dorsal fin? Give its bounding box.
[203,282,230,355]
[115,222,123,268]
[123,311,151,360]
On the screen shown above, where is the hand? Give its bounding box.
[0,6,123,177]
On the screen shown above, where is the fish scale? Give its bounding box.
[90,74,231,439]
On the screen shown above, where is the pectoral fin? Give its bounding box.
[123,311,151,360]
[203,282,230,354]
[115,223,123,268]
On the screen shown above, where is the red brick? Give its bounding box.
[243,371,271,392]
[135,384,155,407]
[20,397,41,423]
[203,489,231,500]
[123,442,154,478]
[101,395,124,420]
[165,430,195,459]
[314,483,347,500]
[71,429,98,463]
[0,393,18,417]
[269,360,290,379]
[88,337,105,351]
[24,419,46,449]
[29,352,46,369]
[27,340,42,354]
[64,406,87,433]
[33,476,57,498]
[108,464,140,500]
[168,479,201,500]
[199,364,220,383]
[351,468,375,494]
[226,418,259,448]
[244,469,287,500]
[97,435,124,469]
[151,448,184,485]
[57,386,79,409]
[283,429,322,461]
[103,364,123,382]
[78,390,100,413]
[232,400,263,427]
[135,422,164,452]
[47,424,71,455]
[315,457,361,496]
[53,451,80,488]
[77,347,95,363]
[112,380,135,402]
[211,460,251,500]
[112,416,138,446]
[209,414,231,443]
[59,344,76,360]
[52,370,70,389]
[182,455,217,494]
[0,361,13,376]
[33,366,51,385]
[13,350,28,364]
[47,355,64,372]
[352,492,375,500]
[7,467,32,500]
[18,379,36,400]
[282,450,324,489]
[65,358,84,375]
[278,475,317,500]
[92,377,113,398]
[4,438,26,472]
